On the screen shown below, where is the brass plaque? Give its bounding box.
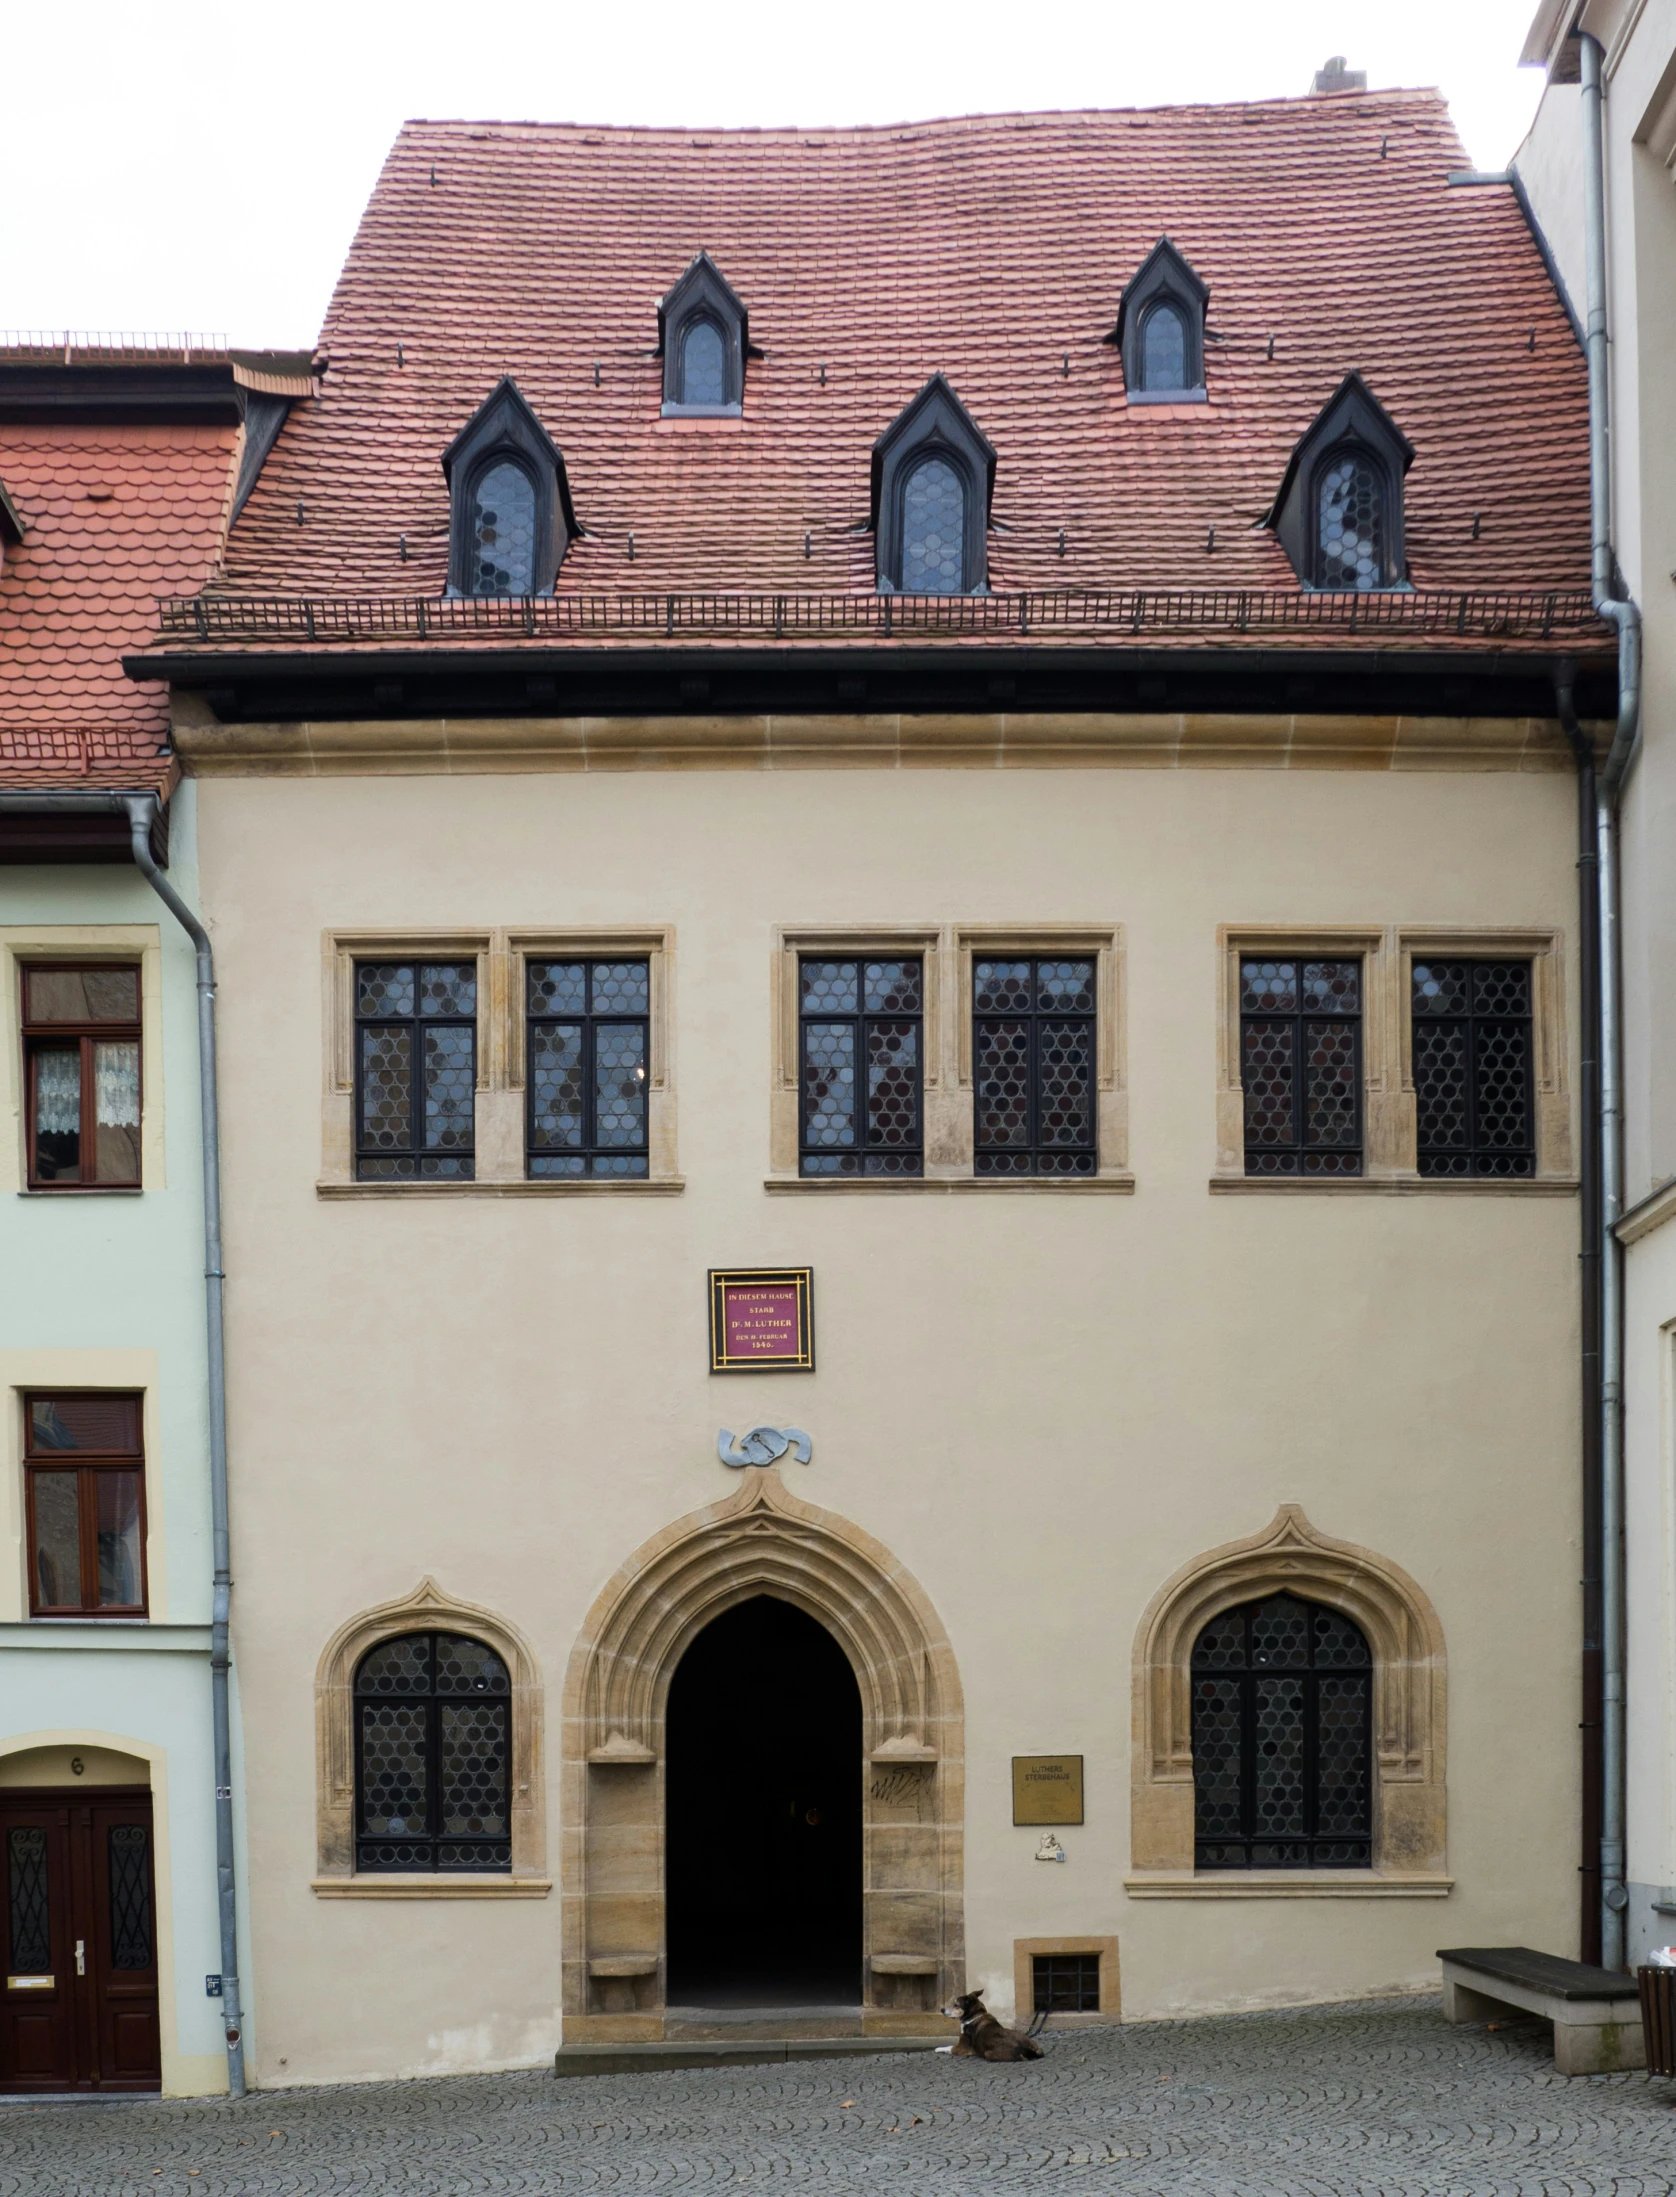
[1012,1755,1084,1826]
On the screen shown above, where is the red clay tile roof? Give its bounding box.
[216,93,1593,628]
[0,421,237,787]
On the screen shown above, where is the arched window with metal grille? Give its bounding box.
[354,1632,512,1872]
[1191,1592,1372,1869]
[1314,450,1385,590]
[900,455,967,594]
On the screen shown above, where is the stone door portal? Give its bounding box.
[562,1471,963,2042]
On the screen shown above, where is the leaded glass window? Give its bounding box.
[1240,958,1362,1176]
[354,1632,511,1873]
[798,958,922,1177]
[25,1393,146,1617]
[354,961,477,1181]
[1140,301,1187,392]
[1315,452,1384,590]
[22,964,141,1188]
[973,958,1097,1176]
[1192,1593,1372,1870]
[901,456,965,594]
[1412,960,1534,1178]
[526,960,649,1178]
[469,458,536,595]
[679,319,726,408]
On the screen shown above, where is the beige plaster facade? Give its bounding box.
[193,723,1585,2083]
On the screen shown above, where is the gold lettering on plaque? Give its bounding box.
[1011,1754,1084,1826]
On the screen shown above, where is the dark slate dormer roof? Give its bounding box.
[213,95,1592,605]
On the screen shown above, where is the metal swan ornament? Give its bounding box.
[717,1427,812,1468]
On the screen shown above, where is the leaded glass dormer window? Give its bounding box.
[1268,373,1412,590]
[679,320,727,409]
[468,458,536,595]
[1113,238,1208,401]
[659,254,747,415]
[1315,453,1384,591]
[872,374,995,594]
[901,457,965,594]
[1140,302,1188,392]
[442,378,573,596]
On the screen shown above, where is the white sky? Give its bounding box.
[4,0,1548,350]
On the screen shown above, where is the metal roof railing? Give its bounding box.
[151,587,1611,649]
[0,332,232,363]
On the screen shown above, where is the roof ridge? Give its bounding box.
[391,89,1448,145]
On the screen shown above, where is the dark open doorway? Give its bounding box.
[666,1595,863,2007]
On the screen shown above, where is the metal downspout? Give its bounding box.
[121,794,247,2095]
[1579,28,1643,1970]
[1555,666,1604,1961]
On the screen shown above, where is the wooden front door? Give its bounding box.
[1,1790,161,2092]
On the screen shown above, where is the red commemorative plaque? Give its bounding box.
[709,1269,814,1373]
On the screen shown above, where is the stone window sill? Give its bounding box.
[311,1875,551,1899]
[1124,1871,1452,1899]
[764,1174,1136,1195]
[317,1179,684,1199]
[17,1187,145,1198]
[1209,1176,1577,1197]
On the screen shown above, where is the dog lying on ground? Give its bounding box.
[943,1989,1046,2061]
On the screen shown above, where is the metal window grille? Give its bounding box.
[526,960,650,1177]
[798,958,923,1176]
[1191,1593,1373,1870]
[1412,960,1534,1178]
[107,1825,154,1970]
[354,962,477,1180]
[353,1632,512,1873]
[1033,1952,1102,2014]
[7,1828,51,1973]
[973,958,1097,1176]
[1240,958,1362,1176]
[20,963,142,1189]
[23,1393,146,1617]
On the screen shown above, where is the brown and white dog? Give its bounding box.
[943,1989,1046,2061]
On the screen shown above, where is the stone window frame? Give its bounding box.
[312,1576,548,1898]
[1211,924,1573,1193]
[1125,1506,1450,1899]
[766,923,1130,1192]
[1013,1935,1121,2029]
[319,926,680,1196]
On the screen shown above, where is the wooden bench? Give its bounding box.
[1437,1945,1645,2073]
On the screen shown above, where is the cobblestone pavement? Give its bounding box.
[5,1997,1676,2197]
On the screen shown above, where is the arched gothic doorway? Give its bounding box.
[561,1470,963,2042]
[666,1596,863,2007]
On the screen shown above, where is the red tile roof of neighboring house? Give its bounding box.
[211,93,1595,641]
[0,421,237,788]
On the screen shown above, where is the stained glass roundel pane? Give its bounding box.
[901,456,965,594]
[470,459,536,596]
[680,319,726,407]
[1317,454,1383,590]
[1141,301,1187,390]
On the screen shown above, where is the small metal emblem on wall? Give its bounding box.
[1012,1755,1085,1826]
[709,1268,814,1373]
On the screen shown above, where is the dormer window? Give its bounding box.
[872,375,995,595]
[659,254,747,417]
[1113,239,1208,403]
[468,459,536,594]
[441,379,574,598]
[1267,374,1413,592]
